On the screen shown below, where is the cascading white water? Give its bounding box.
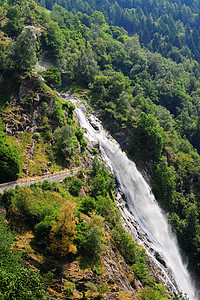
[71,99,197,299]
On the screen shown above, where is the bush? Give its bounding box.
[0,131,21,183]
[53,125,76,164]
[0,266,46,299]
[77,215,105,265]
[42,67,61,87]
[69,177,83,196]
[32,132,41,141]
[139,284,169,299]
[33,217,53,250]
[63,281,75,298]
[0,214,46,299]
[78,225,102,262]
[81,197,96,215]
[1,189,15,208]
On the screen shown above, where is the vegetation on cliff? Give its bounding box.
[0,0,200,298]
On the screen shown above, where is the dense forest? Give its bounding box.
[36,0,200,64]
[0,0,200,298]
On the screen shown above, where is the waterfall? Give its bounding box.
[69,96,197,299]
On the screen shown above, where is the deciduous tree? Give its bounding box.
[50,202,78,256]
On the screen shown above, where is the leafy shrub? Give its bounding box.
[1,189,15,208]
[136,112,164,161]
[42,67,61,87]
[85,281,98,292]
[78,225,102,263]
[81,197,96,215]
[41,179,53,191]
[0,130,21,183]
[77,215,105,265]
[43,271,55,286]
[139,284,169,299]
[0,214,46,299]
[63,281,75,298]
[91,157,115,198]
[33,217,53,250]
[69,177,83,196]
[0,266,46,299]
[53,124,76,164]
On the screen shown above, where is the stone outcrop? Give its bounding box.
[3,73,57,137]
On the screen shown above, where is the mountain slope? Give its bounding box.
[0,0,200,297]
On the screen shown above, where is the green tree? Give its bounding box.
[9,27,37,71]
[136,113,164,161]
[4,5,23,37]
[42,67,61,87]
[77,215,105,264]
[152,156,177,209]
[42,20,65,58]
[91,11,106,25]
[69,177,83,196]
[73,49,99,85]
[0,131,21,183]
[33,217,53,250]
[53,125,77,164]
[81,197,96,215]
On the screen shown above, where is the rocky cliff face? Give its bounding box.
[3,73,58,137]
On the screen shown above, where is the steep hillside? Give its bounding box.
[35,0,200,64]
[0,0,200,297]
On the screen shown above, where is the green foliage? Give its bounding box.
[0,189,15,208]
[81,196,96,214]
[9,27,37,72]
[76,127,87,152]
[0,266,46,299]
[112,223,137,265]
[77,215,105,265]
[42,20,65,58]
[136,113,164,161]
[0,213,15,268]
[0,214,46,299]
[69,177,83,196]
[0,131,21,183]
[152,156,177,209]
[111,222,149,283]
[91,157,115,197]
[42,271,55,287]
[139,283,170,299]
[63,280,75,298]
[4,183,65,229]
[42,67,61,87]
[33,216,53,250]
[53,124,77,164]
[78,225,102,263]
[4,5,23,37]
[53,98,64,123]
[73,49,99,86]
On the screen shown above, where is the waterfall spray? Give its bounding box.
[68,95,197,299]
